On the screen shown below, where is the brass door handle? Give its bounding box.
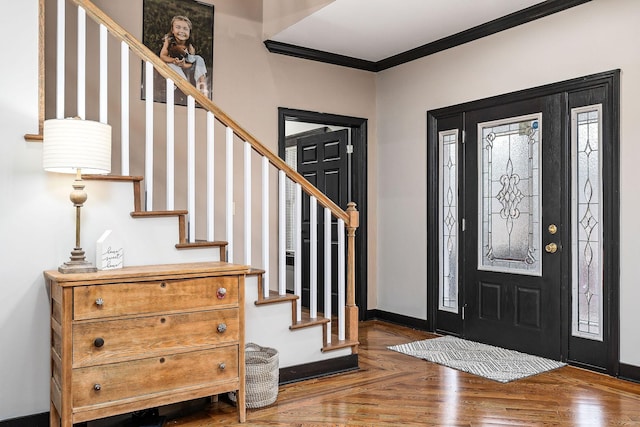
[545,243,558,253]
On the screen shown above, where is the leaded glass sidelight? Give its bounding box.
[478,114,542,276]
[439,130,458,313]
[572,105,603,341]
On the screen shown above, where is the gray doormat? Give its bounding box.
[388,335,566,383]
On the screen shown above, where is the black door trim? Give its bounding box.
[278,108,369,320]
[426,70,620,374]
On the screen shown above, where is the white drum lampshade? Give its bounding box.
[43,118,112,175]
[43,118,112,273]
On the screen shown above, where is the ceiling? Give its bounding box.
[266,0,591,71]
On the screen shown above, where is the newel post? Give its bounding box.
[346,202,359,347]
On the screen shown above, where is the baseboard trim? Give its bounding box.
[0,412,48,427]
[366,309,429,331]
[279,354,359,385]
[619,363,640,383]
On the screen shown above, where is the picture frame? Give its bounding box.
[141,0,214,105]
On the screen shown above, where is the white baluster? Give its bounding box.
[187,96,196,242]
[77,7,86,119]
[295,183,302,322]
[310,196,317,319]
[226,127,234,262]
[99,25,107,123]
[120,42,130,175]
[207,112,215,242]
[262,157,270,298]
[145,61,154,210]
[338,219,346,341]
[325,208,332,344]
[56,0,65,118]
[278,171,286,296]
[244,141,251,265]
[165,78,175,209]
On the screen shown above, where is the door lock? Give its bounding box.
[548,224,558,235]
[545,242,558,253]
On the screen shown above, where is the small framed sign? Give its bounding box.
[96,230,124,270]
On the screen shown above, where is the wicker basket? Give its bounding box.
[243,342,279,408]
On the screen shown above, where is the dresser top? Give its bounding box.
[44,261,251,286]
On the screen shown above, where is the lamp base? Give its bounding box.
[58,247,97,274]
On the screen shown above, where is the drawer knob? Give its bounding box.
[219,362,226,370]
[217,323,227,333]
[216,287,227,299]
[95,298,104,307]
[93,337,105,348]
[93,384,101,391]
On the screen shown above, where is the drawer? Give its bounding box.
[72,346,238,408]
[73,276,239,320]
[73,309,239,367]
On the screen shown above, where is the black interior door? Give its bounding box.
[463,94,566,359]
[298,129,349,314]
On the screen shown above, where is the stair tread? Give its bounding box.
[131,210,188,217]
[175,241,228,249]
[290,314,330,330]
[83,174,144,182]
[255,291,298,306]
[322,339,360,353]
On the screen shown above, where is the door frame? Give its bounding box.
[278,107,369,320]
[426,70,620,374]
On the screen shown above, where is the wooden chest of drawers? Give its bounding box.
[44,262,248,426]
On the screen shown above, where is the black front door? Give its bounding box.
[298,129,349,314]
[428,71,620,373]
[463,95,565,359]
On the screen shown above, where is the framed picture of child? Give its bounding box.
[141,0,214,105]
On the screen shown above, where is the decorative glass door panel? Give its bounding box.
[478,114,542,276]
[572,105,603,341]
[439,130,458,313]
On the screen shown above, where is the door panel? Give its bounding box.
[463,94,565,359]
[298,129,349,314]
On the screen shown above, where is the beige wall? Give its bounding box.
[375,0,640,365]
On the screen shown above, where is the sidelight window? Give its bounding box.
[439,130,459,313]
[571,105,603,341]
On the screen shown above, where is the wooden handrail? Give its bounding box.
[71,0,352,225]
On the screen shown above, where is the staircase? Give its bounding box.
[37,0,359,375]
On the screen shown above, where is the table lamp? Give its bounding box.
[43,118,112,273]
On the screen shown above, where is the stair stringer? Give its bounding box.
[80,179,223,266]
[243,275,350,368]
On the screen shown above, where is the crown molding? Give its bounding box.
[265,0,592,72]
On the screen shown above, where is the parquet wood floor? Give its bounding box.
[164,321,640,426]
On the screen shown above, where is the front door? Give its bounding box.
[427,71,620,373]
[463,95,564,359]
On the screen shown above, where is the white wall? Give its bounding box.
[0,1,54,420]
[375,0,640,365]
